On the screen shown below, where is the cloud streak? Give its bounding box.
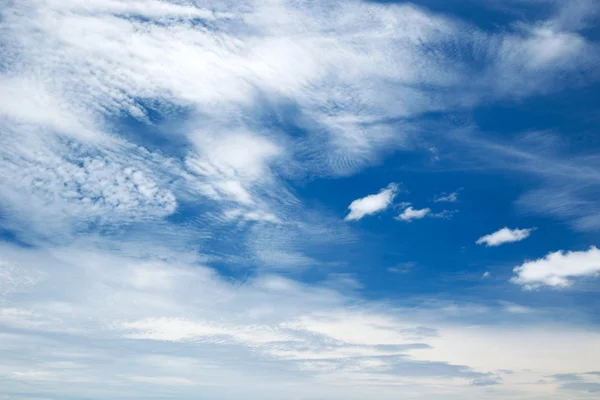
[476,227,534,247]
[434,190,460,203]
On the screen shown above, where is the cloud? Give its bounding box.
[185,130,284,206]
[430,209,458,220]
[396,206,431,222]
[511,246,600,289]
[470,376,501,386]
[393,202,453,222]
[345,184,398,221]
[0,133,178,241]
[549,371,600,393]
[476,227,534,247]
[447,130,600,231]
[0,243,489,398]
[433,190,460,203]
[1,0,599,398]
[0,0,596,243]
[1,241,600,399]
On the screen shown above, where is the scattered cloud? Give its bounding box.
[476,227,534,247]
[396,206,431,222]
[345,184,399,221]
[482,272,490,279]
[0,0,599,398]
[511,246,600,289]
[434,190,461,203]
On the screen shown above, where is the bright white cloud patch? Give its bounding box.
[476,227,534,247]
[511,246,600,289]
[345,184,398,221]
[396,206,431,222]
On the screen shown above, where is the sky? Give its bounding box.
[0,0,600,399]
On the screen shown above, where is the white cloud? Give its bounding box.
[511,246,600,289]
[0,1,599,398]
[396,206,431,222]
[345,184,398,221]
[222,209,281,224]
[0,77,101,142]
[0,0,595,244]
[184,130,284,209]
[1,0,591,188]
[0,242,599,399]
[0,135,177,239]
[476,227,534,247]
[503,26,586,70]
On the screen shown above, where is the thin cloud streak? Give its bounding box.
[476,227,534,247]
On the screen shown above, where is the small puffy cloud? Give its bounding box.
[482,272,490,279]
[344,184,398,221]
[476,227,534,247]
[396,206,431,222]
[511,246,600,289]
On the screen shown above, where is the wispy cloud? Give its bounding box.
[445,129,600,231]
[1,0,599,398]
[476,227,534,247]
[2,241,597,398]
[345,184,399,221]
[433,190,461,203]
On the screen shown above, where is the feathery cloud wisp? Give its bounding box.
[433,191,460,203]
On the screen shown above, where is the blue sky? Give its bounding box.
[1,0,600,399]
